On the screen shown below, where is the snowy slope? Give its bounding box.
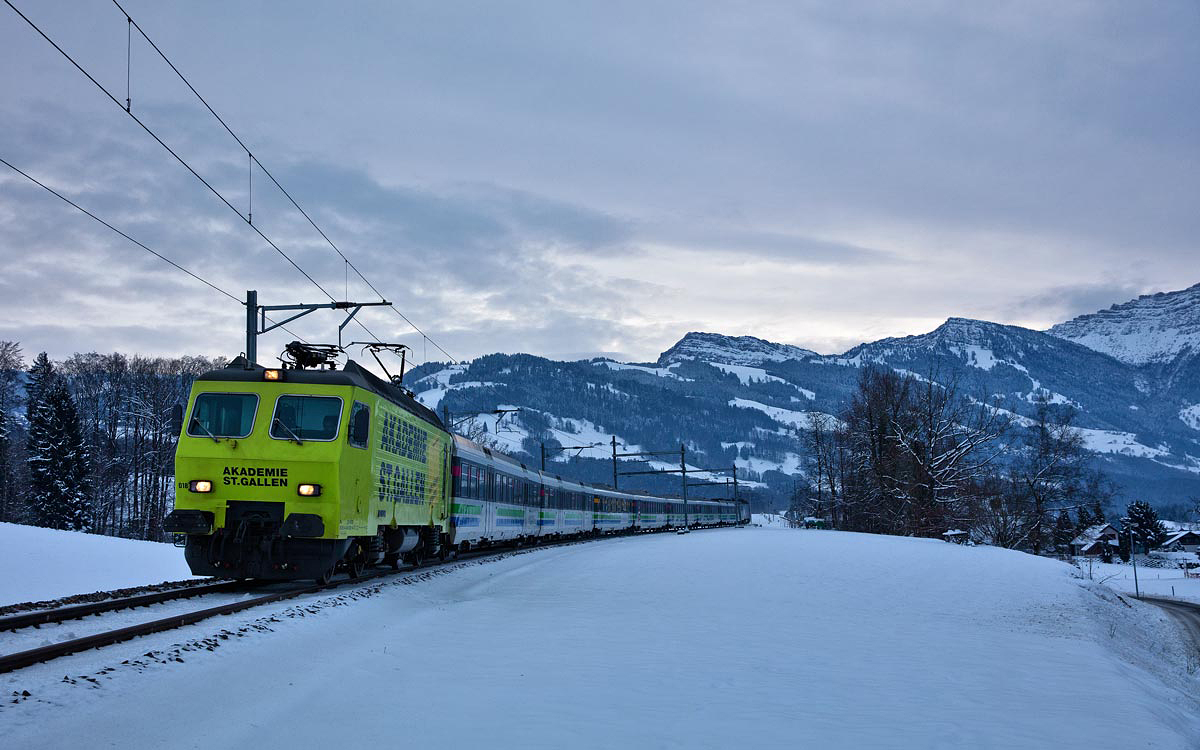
[3,529,1197,748]
[1048,283,1200,366]
[0,522,197,605]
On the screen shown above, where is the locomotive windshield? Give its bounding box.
[188,392,258,438]
[270,395,343,441]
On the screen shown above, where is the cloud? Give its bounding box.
[1,2,1197,365]
[1008,281,1153,328]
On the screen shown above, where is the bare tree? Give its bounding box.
[887,371,1009,535]
[1009,397,1087,554]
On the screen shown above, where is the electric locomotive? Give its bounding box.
[164,355,452,582]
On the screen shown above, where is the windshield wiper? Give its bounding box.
[273,418,304,445]
[189,418,221,443]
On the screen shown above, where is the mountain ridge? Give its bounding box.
[1047,282,1200,366]
[407,284,1200,513]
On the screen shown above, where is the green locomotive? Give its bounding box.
[164,357,452,582]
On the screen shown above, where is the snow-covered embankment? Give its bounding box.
[3,527,1199,748]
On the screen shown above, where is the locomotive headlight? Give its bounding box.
[297,484,322,497]
[188,480,213,493]
[263,369,282,381]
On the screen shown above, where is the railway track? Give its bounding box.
[0,567,403,674]
[0,579,250,632]
[0,526,738,674]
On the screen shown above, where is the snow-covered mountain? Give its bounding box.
[658,332,816,367]
[407,286,1200,513]
[1048,283,1200,366]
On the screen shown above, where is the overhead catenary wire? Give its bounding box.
[3,0,387,349]
[0,155,308,344]
[110,0,458,364]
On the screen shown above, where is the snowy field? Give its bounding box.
[1075,558,1200,604]
[3,527,1199,748]
[0,522,196,605]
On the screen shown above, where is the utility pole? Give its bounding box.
[1123,520,1142,597]
[612,435,618,489]
[680,443,688,523]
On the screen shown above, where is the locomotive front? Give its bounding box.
[164,358,451,582]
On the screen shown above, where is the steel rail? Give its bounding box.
[0,580,245,632]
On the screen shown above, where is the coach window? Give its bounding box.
[270,395,343,441]
[348,402,370,449]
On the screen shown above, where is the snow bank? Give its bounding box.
[0,522,197,605]
[4,529,1198,748]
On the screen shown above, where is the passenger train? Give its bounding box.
[164,355,749,582]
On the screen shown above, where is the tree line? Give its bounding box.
[0,342,223,540]
[793,366,1134,554]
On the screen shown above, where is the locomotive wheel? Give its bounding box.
[347,542,366,578]
[315,565,334,585]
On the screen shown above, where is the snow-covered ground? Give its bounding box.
[3,527,1198,748]
[0,522,196,605]
[1073,426,1171,460]
[727,397,843,429]
[1076,558,1200,604]
[751,512,790,528]
[594,360,690,380]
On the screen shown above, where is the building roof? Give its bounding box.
[1161,529,1200,547]
[1071,523,1119,548]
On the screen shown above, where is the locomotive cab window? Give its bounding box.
[270,395,343,441]
[348,402,370,448]
[188,392,258,439]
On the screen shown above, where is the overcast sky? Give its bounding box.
[1,1,1197,367]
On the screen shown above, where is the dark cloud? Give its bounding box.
[1008,281,1153,327]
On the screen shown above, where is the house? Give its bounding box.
[1071,523,1120,556]
[1158,529,1200,554]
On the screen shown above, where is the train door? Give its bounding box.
[482,469,494,540]
[536,481,548,539]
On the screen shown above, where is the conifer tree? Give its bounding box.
[1074,504,1094,535]
[26,356,92,531]
[0,341,21,521]
[1052,510,1075,553]
[1123,500,1166,554]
